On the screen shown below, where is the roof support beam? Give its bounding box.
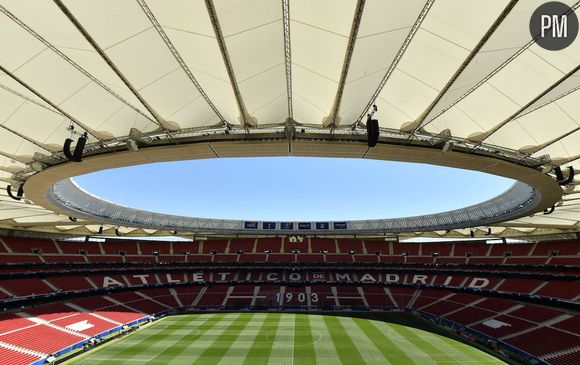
[0,3,160,133]
[0,124,56,154]
[0,64,105,144]
[205,0,256,127]
[322,0,365,127]
[136,0,229,127]
[52,0,174,135]
[416,2,580,133]
[517,127,580,157]
[468,65,580,149]
[282,0,293,119]
[354,0,435,125]
[405,0,519,138]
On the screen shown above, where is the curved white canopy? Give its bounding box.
[0,0,578,237]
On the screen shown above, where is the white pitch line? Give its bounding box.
[267,313,295,365]
[308,314,341,365]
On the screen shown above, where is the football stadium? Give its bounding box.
[0,1,579,364]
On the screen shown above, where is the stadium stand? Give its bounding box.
[0,346,42,365]
[0,236,578,364]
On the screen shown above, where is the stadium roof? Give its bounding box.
[0,0,578,238]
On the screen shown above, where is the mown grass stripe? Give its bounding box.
[267,313,294,365]
[323,315,366,364]
[194,313,256,365]
[393,325,459,363]
[293,314,317,365]
[162,313,241,365]
[217,313,268,365]
[63,317,172,365]
[340,317,391,364]
[67,313,505,365]
[353,317,414,364]
[78,314,217,365]
[243,313,282,365]
[143,313,237,364]
[370,321,437,364]
[427,334,503,364]
[307,314,341,365]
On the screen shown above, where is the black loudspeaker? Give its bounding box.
[7,185,24,201]
[73,134,87,162]
[63,138,75,161]
[366,119,379,147]
[63,133,88,162]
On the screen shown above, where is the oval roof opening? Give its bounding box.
[73,156,515,221]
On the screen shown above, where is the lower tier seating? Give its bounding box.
[0,346,41,365]
[0,306,147,364]
[0,283,577,363]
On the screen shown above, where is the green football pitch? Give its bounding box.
[68,313,505,364]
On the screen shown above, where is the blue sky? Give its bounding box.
[73,157,514,221]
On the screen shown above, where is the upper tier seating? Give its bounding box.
[310,238,336,254]
[101,241,138,255]
[57,241,101,255]
[42,255,86,263]
[202,240,228,254]
[171,242,199,255]
[363,240,388,254]
[421,243,452,256]
[138,241,171,255]
[533,240,579,256]
[489,243,532,256]
[453,242,489,257]
[336,239,363,253]
[0,237,577,268]
[2,237,58,254]
[255,238,283,253]
[228,239,254,253]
